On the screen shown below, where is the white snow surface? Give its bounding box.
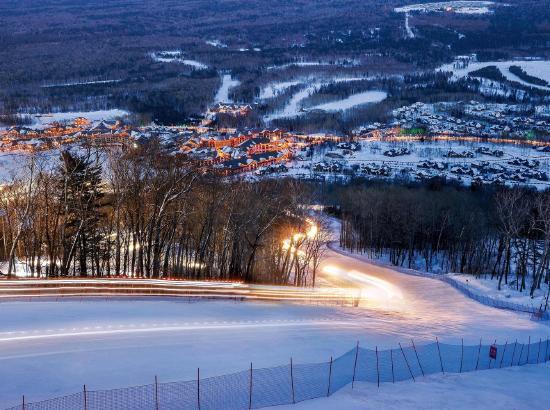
[273,363,550,410]
[265,77,374,121]
[395,1,495,15]
[19,109,130,130]
[150,51,208,69]
[438,60,550,91]
[259,80,303,100]
[452,274,548,312]
[1,241,549,406]
[309,90,387,112]
[404,13,415,39]
[214,74,241,103]
[41,79,122,88]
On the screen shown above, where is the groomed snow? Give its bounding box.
[438,60,550,91]
[41,79,122,88]
[273,363,550,410]
[451,274,548,312]
[259,80,303,100]
[395,1,495,15]
[150,51,208,70]
[1,241,549,406]
[214,74,241,103]
[265,77,373,121]
[309,91,387,112]
[21,109,130,130]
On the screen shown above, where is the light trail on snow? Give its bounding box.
[0,318,360,343]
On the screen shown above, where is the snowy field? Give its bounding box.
[264,77,378,122]
[308,91,388,112]
[0,109,130,131]
[438,60,550,91]
[452,274,548,311]
[214,74,241,103]
[274,363,550,410]
[150,51,208,70]
[1,243,549,407]
[284,138,550,189]
[0,150,60,184]
[395,2,496,15]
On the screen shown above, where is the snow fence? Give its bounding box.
[329,243,550,321]
[5,339,550,410]
[438,276,550,320]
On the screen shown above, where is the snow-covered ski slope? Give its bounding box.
[0,243,548,406]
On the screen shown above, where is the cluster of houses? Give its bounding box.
[393,101,550,140]
[384,147,411,157]
[0,118,131,153]
[207,103,254,117]
[1,112,356,176]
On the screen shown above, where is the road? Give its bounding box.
[0,243,548,407]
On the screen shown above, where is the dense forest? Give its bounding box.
[1,0,548,122]
[0,146,326,286]
[333,182,550,301]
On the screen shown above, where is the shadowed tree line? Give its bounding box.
[334,183,550,302]
[0,146,326,285]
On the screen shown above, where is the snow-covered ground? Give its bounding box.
[41,79,122,88]
[309,91,387,112]
[206,40,228,49]
[452,274,548,312]
[1,241,548,407]
[395,1,496,15]
[283,138,550,189]
[259,80,304,100]
[150,51,208,70]
[404,13,415,39]
[266,59,360,71]
[265,77,374,121]
[11,109,130,130]
[438,60,550,91]
[214,74,241,103]
[273,363,550,410]
[0,150,60,184]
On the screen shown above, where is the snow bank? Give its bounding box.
[274,363,550,410]
[309,91,387,112]
[438,60,550,91]
[150,51,208,69]
[214,74,241,103]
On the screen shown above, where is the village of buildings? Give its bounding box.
[1,100,550,188]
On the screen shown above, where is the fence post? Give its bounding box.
[290,358,295,404]
[352,342,359,389]
[517,343,524,366]
[546,338,549,362]
[327,356,333,397]
[83,385,87,410]
[375,347,380,388]
[410,339,424,377]
[249,363,253,410]
[197,368,201,410]
[22,395,25,410]
[510,340,517,367]
[390,349,395,383]
[154,376,159,410]
[398,342,415,382]
[499,341,508,368]
[475,338,482,370]
[459,338,463,373]
[527,336,531,365]
[436,337,444,374]
[537,338,542,364]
